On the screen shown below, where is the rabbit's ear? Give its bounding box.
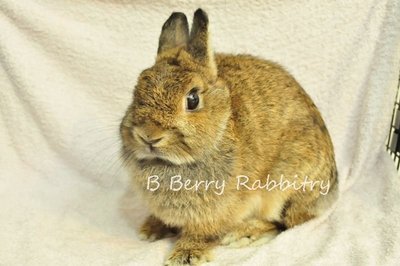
[158,12,189,55]
[188,9,217,79]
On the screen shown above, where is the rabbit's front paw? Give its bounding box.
[139,215,179,241]
[165,247,211,266]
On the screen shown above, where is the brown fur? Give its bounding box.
[120,9,338,266]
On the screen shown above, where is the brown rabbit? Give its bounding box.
[120,9,338,266]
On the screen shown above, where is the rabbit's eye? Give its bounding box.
[186,88,200,111]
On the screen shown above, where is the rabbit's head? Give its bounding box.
[121,9,231,165]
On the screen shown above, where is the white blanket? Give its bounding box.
[1,0,400,265]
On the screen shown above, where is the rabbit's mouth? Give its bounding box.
[134,144,195,166]
[122,124,195,165]
[136,144,161,159]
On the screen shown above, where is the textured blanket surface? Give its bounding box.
[1,0,400,265]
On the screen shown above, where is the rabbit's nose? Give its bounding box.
[133,123,166,147]
[140,136,163,145]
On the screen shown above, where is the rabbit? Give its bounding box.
[120,8,338,266]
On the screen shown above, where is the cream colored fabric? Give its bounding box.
[1,0,400,265]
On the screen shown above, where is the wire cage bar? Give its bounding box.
[386,71,400,169]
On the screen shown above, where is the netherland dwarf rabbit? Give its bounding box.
[120,9,338,266]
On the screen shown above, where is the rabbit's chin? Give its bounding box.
[135,149,196,166]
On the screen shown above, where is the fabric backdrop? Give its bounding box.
[1,0,400,265]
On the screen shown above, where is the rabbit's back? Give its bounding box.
[216,53,315,133]
[216,53,337,222]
